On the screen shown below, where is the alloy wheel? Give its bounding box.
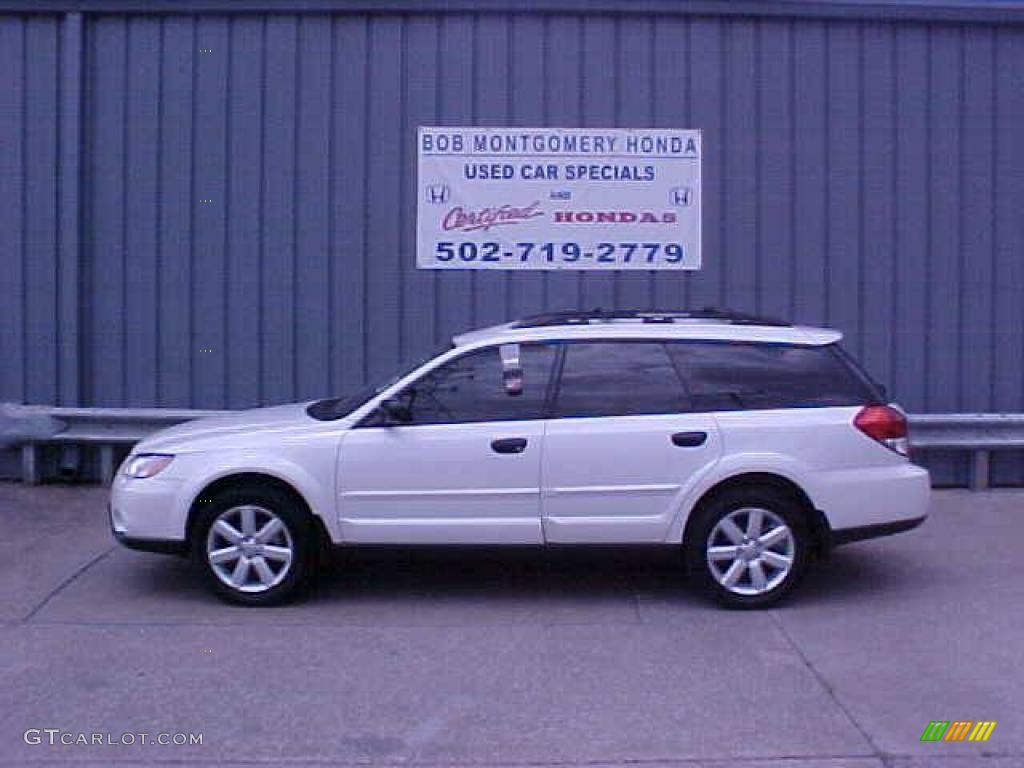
[205,505,294,594]
[706,506,796,596]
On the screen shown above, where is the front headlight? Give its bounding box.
[123,453,175,479]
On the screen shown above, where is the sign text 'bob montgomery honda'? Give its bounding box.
[416,127,701,271]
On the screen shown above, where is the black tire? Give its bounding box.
[684,485,810,609]
[190,483,319,606]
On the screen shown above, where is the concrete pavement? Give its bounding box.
[0,483,1020,767]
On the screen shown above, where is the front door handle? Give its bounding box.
[671,431,707,448]
[491,437,528,454]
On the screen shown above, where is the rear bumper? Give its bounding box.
[830,514,926,548]
[812,462,931,532]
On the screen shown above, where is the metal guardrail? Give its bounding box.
[906,413,1024,490]
[2,404,1024,488]
[1,404,233,485]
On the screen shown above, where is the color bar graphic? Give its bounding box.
[921,720,996,742]
[921,722,950,742]
[943,721,973,741]
[969,721,997,742]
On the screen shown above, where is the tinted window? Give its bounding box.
[666,341,876,411]
[554,342,687,418]
[307,343,453,421]
[385,343,556,425]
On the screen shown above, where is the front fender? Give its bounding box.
[169,451,339,542]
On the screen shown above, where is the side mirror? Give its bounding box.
[379,397,412,424]
[499,343,524,396]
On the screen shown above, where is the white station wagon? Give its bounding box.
[111,309,930,608]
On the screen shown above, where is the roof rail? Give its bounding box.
[511,307,791,329]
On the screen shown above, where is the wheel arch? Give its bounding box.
[184,472,331,554]
[681,472,832,559]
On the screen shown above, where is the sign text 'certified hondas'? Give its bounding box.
[416,127,701,271]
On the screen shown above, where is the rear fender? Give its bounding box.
[665,452,817,543]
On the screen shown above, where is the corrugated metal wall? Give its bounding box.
[0,16,63,408]
[1,8,1023,483]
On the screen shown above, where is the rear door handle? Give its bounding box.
[491,437,528,454]
[671,431,707,448]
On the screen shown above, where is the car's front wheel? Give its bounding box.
[191,484,318,605]
[685,486,810,608]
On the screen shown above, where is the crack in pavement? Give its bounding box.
[770,611,886,764]
[21,545,115,623]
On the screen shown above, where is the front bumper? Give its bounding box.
[111,523,188,555]
[109,469,189,550]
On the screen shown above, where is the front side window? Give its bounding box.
[666,341,877,411]
[376,343,557,426]
[553,341,688,418]
[307,343,453,421]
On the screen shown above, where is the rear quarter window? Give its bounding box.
[666,341,879,411]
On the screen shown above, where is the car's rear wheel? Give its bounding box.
[685,485,810,608]
[191,484,318,605]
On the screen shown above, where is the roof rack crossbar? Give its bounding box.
[511,307,790,329]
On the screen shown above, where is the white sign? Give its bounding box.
[416,127,701,270]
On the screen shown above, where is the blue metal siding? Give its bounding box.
[0,16,27,406]
[0,9,1023,484]
[994,36,1024,427]
[0,16,62,409]
[6,1,1024,24]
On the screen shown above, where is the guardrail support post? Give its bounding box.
[970,450,990,491]
[99,445,115,486]
[21,445,40,485]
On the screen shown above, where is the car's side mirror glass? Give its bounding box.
[499,343,524,397]
[379,396,412,424]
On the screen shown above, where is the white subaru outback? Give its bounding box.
[111,309,930,608]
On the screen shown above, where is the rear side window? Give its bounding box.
[666,341,877,411]
[554,342,688,418]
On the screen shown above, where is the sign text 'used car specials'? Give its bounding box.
[416,127,701,271]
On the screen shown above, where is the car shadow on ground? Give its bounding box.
[114,542,934,615]
[317,545,689,600]
[791,545,941,607]
[121,545,699,611]
[311,543,934,611]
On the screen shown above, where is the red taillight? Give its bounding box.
[854,405,909,455]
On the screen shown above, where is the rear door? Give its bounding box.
[540,341,721,543]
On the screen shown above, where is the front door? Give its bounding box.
[541,341,721,543]
[337,342,557,544]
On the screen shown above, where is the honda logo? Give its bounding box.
[426,184,450,204]
[669,187,692,207]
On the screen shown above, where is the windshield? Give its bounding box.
[306,343,453,421]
